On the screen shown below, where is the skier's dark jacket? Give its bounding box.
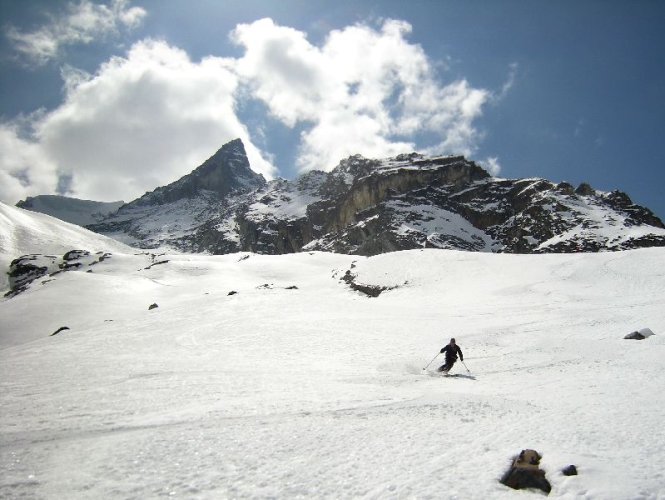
[440,344,463,362]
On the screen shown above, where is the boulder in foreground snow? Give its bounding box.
[500,449,551,494]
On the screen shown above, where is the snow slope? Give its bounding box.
[1,247,664,499]
[0,202,133,291]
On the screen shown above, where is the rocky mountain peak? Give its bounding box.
[130,138,266,207]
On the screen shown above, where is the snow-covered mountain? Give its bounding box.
[1,238,664,497]
[16,195,124,226]
[0,202,132,292]
[16,138,665,255]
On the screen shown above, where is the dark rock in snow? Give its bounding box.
[500,449,551,495]
[148,303,159,310]
[624,328,655,340]
[562,465,578,476]
[63,250,91,261]
[5,254,59,298]
[341,269,394,297]
[50,326,70,336]
[228,291,238,296]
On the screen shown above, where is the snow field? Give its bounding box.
[1,248,665,499]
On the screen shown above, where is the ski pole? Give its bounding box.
[461,360,471,373]
[422,353,439,370]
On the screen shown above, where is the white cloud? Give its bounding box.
[232,18,491,172]
[479,156,502,176]
[5,0,147,66]
[0,39,276,203]
[0,122,59,203]
[494,62,519,102]
[0,17,497,205]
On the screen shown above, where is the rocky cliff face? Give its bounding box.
[233,151,665,255]
[24,139,665,255]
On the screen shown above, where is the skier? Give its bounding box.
[437,337,463,373]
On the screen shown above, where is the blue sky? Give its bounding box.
[1,0,663,219]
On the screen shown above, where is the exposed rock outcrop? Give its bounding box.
[5,251,113,298]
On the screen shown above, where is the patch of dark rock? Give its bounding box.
[50,326,70,337]
[341,269,394,298]
[5,257,50,297]
[148,303,159,310]
[556,182,574,195]
[562,465,578,476]
[228,291,238,296]
[257,283,274,289]
[61,262,82,271]
[63,250,90,261]
[238,254,250,262]
[86,270,93,273]
[575,183,595,196]
[285,285,298,290]
[624,328,654,340]
[144,260,169,270]
[500,449,551,495]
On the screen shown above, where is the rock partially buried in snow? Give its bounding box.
[562,464,578,476]
[500,449,551,495]
[148,303,159,310]
[50,326,70,336]
[624,328,655,340]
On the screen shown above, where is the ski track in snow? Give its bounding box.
[1,249,665,499]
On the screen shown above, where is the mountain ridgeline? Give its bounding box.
[27,139,665,255]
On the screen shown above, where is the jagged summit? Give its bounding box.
[130,138,266,207]
[84,138,266,249]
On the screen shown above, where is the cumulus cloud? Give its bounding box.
[232,18,491,172]
[0,16,497,205]
[5,0,147,66]
[0,39,276,203]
